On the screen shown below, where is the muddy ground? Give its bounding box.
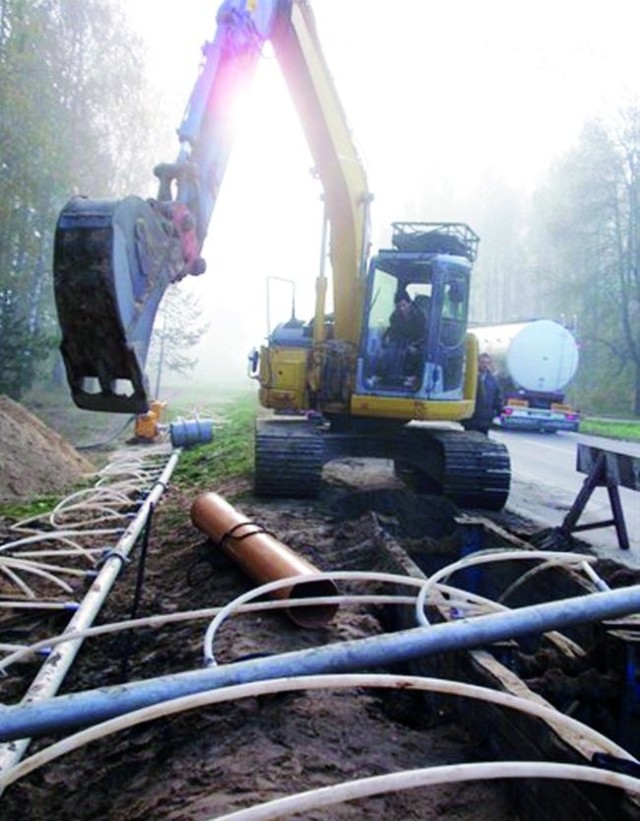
[0,398,637,820]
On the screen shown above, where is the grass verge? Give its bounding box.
[579,417,640,443]
[169,387,258,490]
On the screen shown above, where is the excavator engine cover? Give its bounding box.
[54,195,180,413]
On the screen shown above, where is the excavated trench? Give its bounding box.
[1,456,639,820]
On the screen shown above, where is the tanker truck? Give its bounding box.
[472,319,580,432]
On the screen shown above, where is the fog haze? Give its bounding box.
[126,0,638,389]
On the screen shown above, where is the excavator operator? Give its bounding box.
[377,288,427,388]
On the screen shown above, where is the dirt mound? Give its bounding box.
[0,395,95,501]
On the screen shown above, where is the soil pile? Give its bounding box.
[0,395,95,501]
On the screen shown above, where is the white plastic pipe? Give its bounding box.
[210,761,640,821]
[0,447,181,786]
[415,549,598,626]
[1,673,634,791]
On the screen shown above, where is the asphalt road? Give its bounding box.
[491,428,640,568]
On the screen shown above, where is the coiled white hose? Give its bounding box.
[415,549,600,626]
[0,593,416,673]
[0,577,529,674]
[202,567,588,667]
[0,444,181,784]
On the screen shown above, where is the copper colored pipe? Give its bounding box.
[190,492,339,628]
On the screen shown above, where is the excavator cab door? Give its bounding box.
[358,262,431,393]
[434,263,471,394]
[357,254,471,399]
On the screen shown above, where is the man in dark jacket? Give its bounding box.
[463,352,502,434]
[385,290,425,347]
[380,289,426,387]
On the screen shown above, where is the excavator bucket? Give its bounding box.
[54,195,180,413]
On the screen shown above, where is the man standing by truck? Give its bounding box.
[463,353,503,434]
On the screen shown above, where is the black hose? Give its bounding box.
[119,503,154,682]
[76,415,135,450]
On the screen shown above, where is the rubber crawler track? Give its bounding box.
[254,419,324,497]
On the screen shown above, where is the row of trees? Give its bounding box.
[470,109,640,415]
[1,0,639,415]
[0,0,202,401]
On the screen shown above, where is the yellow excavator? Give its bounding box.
[53,0,510,509]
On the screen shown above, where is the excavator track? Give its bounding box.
[393,429,510,510]
[254,418,325,498]
[424,429,510,510]
[254,418,510,510]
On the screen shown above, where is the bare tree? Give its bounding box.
[147,288,210,397]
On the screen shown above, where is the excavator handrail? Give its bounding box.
[391,222,480,262]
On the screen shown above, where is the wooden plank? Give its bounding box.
[378,527,640,821]
[577,444,640,491]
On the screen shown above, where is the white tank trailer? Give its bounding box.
[472,319,580,432]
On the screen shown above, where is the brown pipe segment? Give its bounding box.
[190,492,339,628]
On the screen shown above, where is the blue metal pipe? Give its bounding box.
[1,585,639,742]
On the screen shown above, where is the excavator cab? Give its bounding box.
[357,222,478,400]
[253,219,509,510]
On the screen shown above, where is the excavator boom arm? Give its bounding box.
[53,0,369,413]
[270,1,371,343]
[165,0,288,246]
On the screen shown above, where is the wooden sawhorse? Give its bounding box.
[559,443,639,550]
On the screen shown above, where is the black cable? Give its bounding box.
[186,550,217,586]
[129,502,154,621]
[75,415,135,450]
[119,503,154,682]
[591,752,640,778]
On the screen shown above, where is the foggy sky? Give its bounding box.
[126,0,639,387]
